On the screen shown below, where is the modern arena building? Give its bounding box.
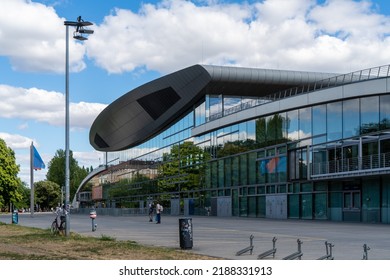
[85,63,390,224]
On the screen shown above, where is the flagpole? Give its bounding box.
[30,142,34,217]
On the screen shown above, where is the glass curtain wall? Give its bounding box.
[102,92,390,220]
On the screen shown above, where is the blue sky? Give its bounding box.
[1,0,390,186]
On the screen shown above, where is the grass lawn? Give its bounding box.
[0,222,221,260]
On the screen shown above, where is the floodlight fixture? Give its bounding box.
[73,34,88,41]
[73,32,88,41]
[79,29,94,34]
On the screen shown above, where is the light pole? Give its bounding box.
[64,16,93,237]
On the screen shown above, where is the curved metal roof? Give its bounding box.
[90,64,336,152]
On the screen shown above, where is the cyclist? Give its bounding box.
[52,205,67,234]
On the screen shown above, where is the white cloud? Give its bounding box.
[0,0,87,73]
[0,132,35,149]
[0,132,46,186]
[73,150,105,168]
[0,84,107,129]
[0,132,104,187]
[309,0,388,40]
[288,129,312,140]
[88,0,257,73]
[87,0,390,74]
[1,0,389,75]
[18,122,29,130]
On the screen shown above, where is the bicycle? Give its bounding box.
[51,210,66,235]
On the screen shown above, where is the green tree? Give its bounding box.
[256,114,287,148]
[46,149,88,200]
[0,138,22,210]
[157,141,210,194]
[35,180,61,210]
[13,182,30,210]
[73,165,89,193]
[216,139,258,157]
[108,173,153,198]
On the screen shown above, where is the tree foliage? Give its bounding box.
[0,138,22,210]
[157,141,210,194]
[108,173,153,198]
[13,182,30,210]
[34,180,61,210]
[46,149,89,200]
[216,139,258,157]
[256,114,288,147]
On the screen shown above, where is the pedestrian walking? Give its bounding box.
[156,202,163,224]
[148,202,155,222]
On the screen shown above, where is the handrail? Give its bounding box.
[206,64,390,123]
[311,151,390,177]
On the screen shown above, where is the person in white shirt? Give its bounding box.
[156,202,163,224]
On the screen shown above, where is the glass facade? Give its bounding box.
[99,88,390,223]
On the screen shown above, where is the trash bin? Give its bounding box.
[179,218,193,249]
[12,210,18,224]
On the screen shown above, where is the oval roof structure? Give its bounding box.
[90,64,336,152]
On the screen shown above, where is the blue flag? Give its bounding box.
[33,145,45,170]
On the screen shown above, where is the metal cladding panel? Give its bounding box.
[308,87,343,105]
[137,87,181,120]
[90,64,338,152]
[90,64,212,151]
[343,78,387,98]
[200,65,337,97]
[202,65,336,85]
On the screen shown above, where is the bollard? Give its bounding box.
[90,210,97,232]
[12,210,19,224]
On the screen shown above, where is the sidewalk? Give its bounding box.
[1,212,390,260]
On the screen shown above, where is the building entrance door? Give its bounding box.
[343,188,361,222]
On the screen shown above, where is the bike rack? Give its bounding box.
[236,235,254,256]
[257,237,277,259]
[317,241,334,260]
[282,239,303,260]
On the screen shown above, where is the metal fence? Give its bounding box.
[312,152,390,177]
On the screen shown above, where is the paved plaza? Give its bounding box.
[1,212,390,260]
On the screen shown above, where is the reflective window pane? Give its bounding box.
[240,154,248,185]
[248,152,257,185]
[206,94,223,121]
[299,107,312,139]
[247,120,256,142]
[327,102,342,141]
[256,117,266,146]
[380,95,390,130]
[312,104,326,136]
[343,99,360,138]
[218,159,224,188]
[287,110,299,141]
[360,96,379,134]
[224,96,241,114]
[266,115,275,143]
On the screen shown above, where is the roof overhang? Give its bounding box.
[90,64,337,152]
